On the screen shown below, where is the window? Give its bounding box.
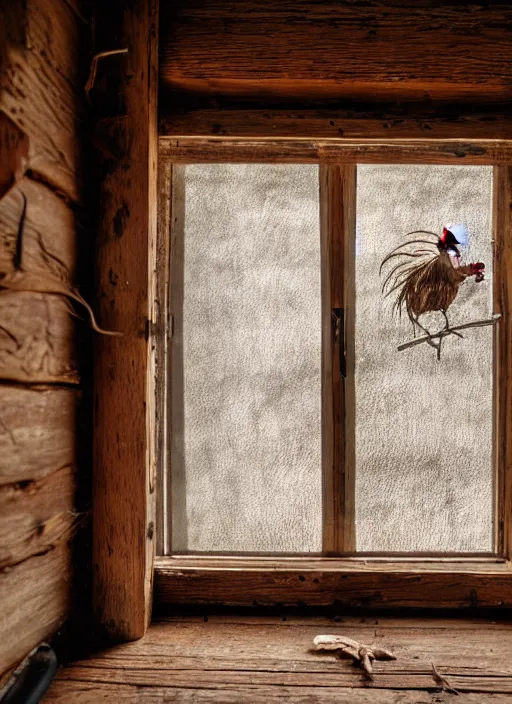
[169,164,322,554]
[354,165,494,553]
[153,145,512,609]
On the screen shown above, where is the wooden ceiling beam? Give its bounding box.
[160,1,512,106]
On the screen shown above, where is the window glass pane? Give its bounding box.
[355,165,494,552]
[171,164,322,553]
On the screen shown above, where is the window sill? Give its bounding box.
[154,555,512,609]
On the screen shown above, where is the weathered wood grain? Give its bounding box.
[52,666,512,692]
[0,465,75,569]
[0,292,77,384]
[0,0,84,683]
[57,654,512,676]
[42,682,512,703]
[161,108,512,142]
[154,556,512,608]
[0,0,85,203]
[160,1,512,105]
[0,111,28,200]
[92,0,158,643]
[160,137,512,165]
[0,543,71,675]
[494,166,512,560]
[0,179,76,281]
[0,179,80,383]
[43,615,512,701]
[0,385,76,486]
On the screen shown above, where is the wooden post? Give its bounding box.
[92,0,158,642]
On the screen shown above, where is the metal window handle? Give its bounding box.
[332,308,346,378]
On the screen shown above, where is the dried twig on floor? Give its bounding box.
[431,661,459,695]
[313,635,396,679]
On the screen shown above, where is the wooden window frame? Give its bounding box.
[152,140,512,610]
[90,0,512,644]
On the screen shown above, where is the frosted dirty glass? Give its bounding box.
[355,165,494,553]
[171,164,322,553]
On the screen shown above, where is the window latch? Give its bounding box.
[332,308,346,378]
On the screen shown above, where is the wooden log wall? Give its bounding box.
[0,0,87,678]
[159,0,512,139]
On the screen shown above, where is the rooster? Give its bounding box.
[380,225,485,358]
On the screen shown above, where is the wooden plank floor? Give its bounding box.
[44,613,512,702]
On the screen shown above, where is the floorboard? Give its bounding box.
[44,613,512,702]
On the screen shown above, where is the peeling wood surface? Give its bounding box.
[154,557,512,608]
[0,0,85,203]
[0,386,76,486]
[0,544,71,675]
[44,614,512,701]
[92,0,158,643]
[0,465,75,569]
[161,137,512,165]
[0,111,28,200]
[0,179,76,281]
[0,178,81,384]
[160,1,512,106]
[0,292,77,383]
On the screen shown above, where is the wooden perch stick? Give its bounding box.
[398,314,501,352]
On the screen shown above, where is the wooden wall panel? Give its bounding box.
[0,544,71,676]
[160,1,512,105]
[0,386,76,676]
[0,0,85,680]
[0,179,76,281]
[0,0,84,203]
[0,386,76,486]
[0,112,28,200]
[0,386,77,677]
[0,465,75,570]
[0,293,77,384]
[0,178,79,383]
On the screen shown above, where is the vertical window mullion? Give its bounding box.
[320,165,357,554]
[494,166,512,560]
